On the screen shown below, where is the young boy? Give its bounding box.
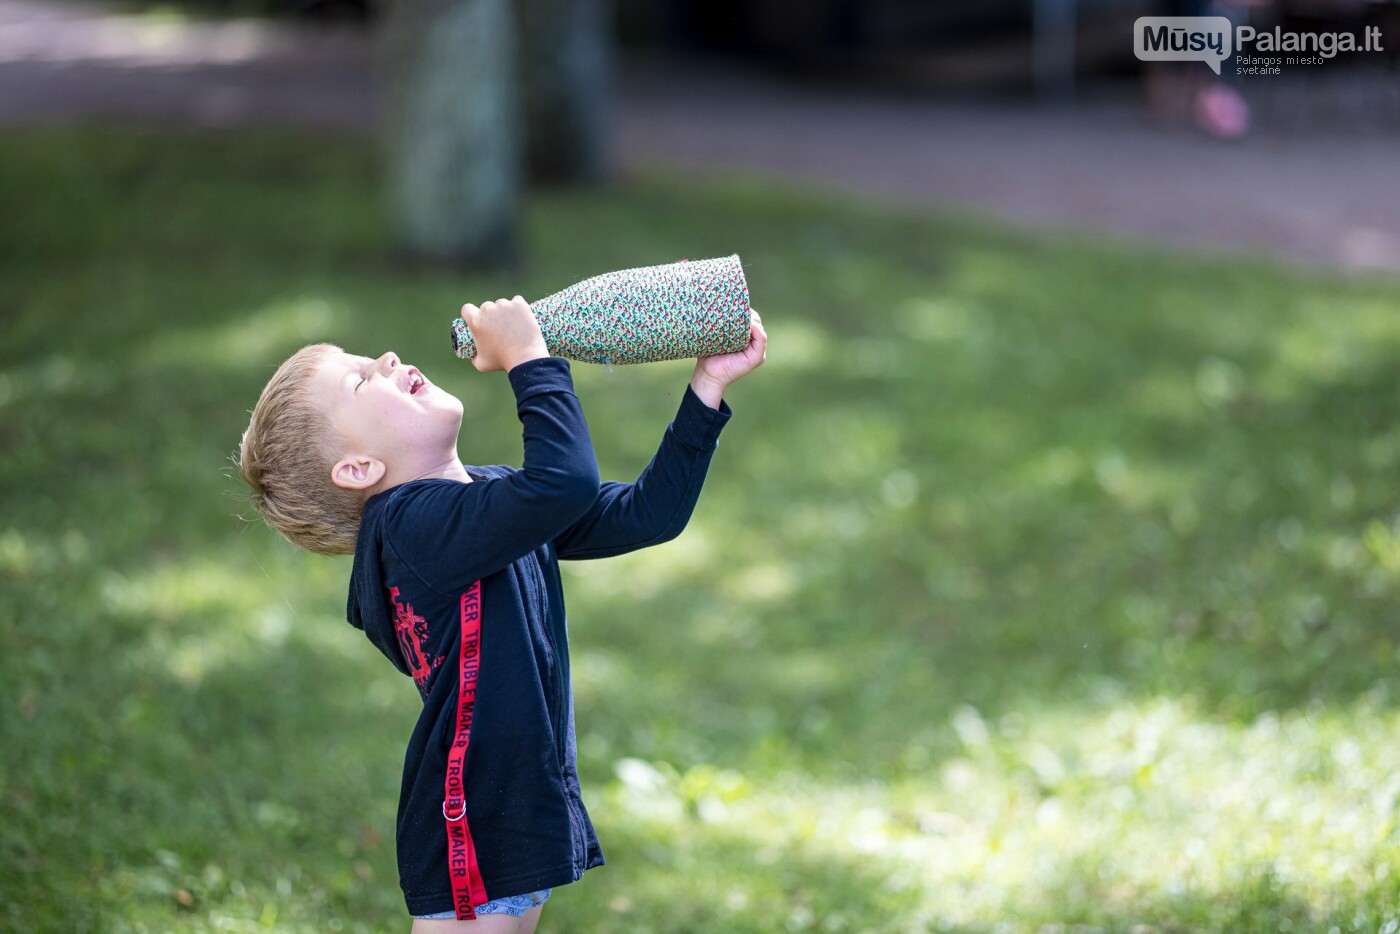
[239,296,766,931]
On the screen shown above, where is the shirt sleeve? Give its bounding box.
[383,357,601,593]
[553,383,732,561]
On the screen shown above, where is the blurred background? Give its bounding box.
[3,1,1400,932]
[2,0,1399,267]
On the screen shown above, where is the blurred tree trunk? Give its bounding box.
[516,0,613,185]
[381,0,521,269]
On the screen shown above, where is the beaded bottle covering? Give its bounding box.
[450,255,752,365]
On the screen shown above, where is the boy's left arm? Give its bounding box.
[553,311,766,560]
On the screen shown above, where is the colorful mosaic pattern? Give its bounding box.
[450,254,752,365]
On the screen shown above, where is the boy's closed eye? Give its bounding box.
[354,354,378,392]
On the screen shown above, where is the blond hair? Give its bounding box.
[239,343,364,555]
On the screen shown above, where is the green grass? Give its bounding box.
[2,124,1400,933]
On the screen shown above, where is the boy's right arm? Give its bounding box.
[384,299,601,592]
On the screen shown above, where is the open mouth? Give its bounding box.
[407,368,426,395]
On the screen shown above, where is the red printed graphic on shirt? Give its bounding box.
[390,586,443,693]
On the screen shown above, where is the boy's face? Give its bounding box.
[310,349,463,475]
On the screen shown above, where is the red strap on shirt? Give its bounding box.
[444,581,487,920]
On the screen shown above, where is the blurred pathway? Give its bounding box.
[2,0,1398,272]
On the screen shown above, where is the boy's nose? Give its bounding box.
[376,352,400,373]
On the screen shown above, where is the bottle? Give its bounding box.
[450,254,752,365]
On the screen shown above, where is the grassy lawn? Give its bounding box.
[2,125,1400,934]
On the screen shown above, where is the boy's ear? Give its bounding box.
[331,455,386,492]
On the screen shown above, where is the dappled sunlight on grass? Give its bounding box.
[585,695,1400,930]
[720,559,800,604]
[1260,295,1400,400]
[102,549,364,688]
[145,295,343,370]
[104,555,291,624]
[762,314,834,373]
[563,523,716,600]
[894,294,982,346]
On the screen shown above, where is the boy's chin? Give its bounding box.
[424,394,465,424]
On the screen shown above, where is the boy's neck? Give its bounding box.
[375,453,473,495]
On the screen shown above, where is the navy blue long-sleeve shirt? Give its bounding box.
[346,356,732,916]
